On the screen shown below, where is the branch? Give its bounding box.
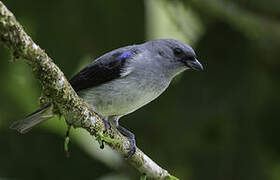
[0,1,178,180]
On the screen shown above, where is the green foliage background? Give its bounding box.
[0,0,280,179]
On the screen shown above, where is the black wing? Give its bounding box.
[69,46,137,92]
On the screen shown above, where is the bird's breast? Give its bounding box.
[78,73,170,117]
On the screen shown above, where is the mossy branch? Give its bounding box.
[0,1,178,180]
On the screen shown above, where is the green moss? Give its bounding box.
[165,174,180,180]
[140,174,147,180]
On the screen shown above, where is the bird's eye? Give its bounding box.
[173,48,183,56]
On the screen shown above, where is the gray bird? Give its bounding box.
[10,39,203,156]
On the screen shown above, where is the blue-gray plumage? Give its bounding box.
[10,39,203,157]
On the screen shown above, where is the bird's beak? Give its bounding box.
[187,59,204,71]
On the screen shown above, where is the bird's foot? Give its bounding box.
[89,104,111,132]
[89,104,116,149]
[101,116,111,133]
[98,116,116,149]
[126,138,136,158]
[116,125,137,158]
[96,118,120,149]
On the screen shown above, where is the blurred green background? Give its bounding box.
[1,0,280,179]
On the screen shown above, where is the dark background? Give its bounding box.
[0,0,280,179]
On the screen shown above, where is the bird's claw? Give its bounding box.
[102,119,111,134]
[100,119,113,149]
[124,133,136,158]
[116,124,137,158]
[90,103,111,133]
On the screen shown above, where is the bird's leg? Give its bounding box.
[116,124,136,158]
[97,113,111,133]
[109,116,136,157]
[89,104,110,131]
[89,104,111,149]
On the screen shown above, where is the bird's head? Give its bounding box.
[146,39,203,77]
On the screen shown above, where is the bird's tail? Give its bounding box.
[10,103,53,134]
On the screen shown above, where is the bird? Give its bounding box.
[10,39,203,157]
